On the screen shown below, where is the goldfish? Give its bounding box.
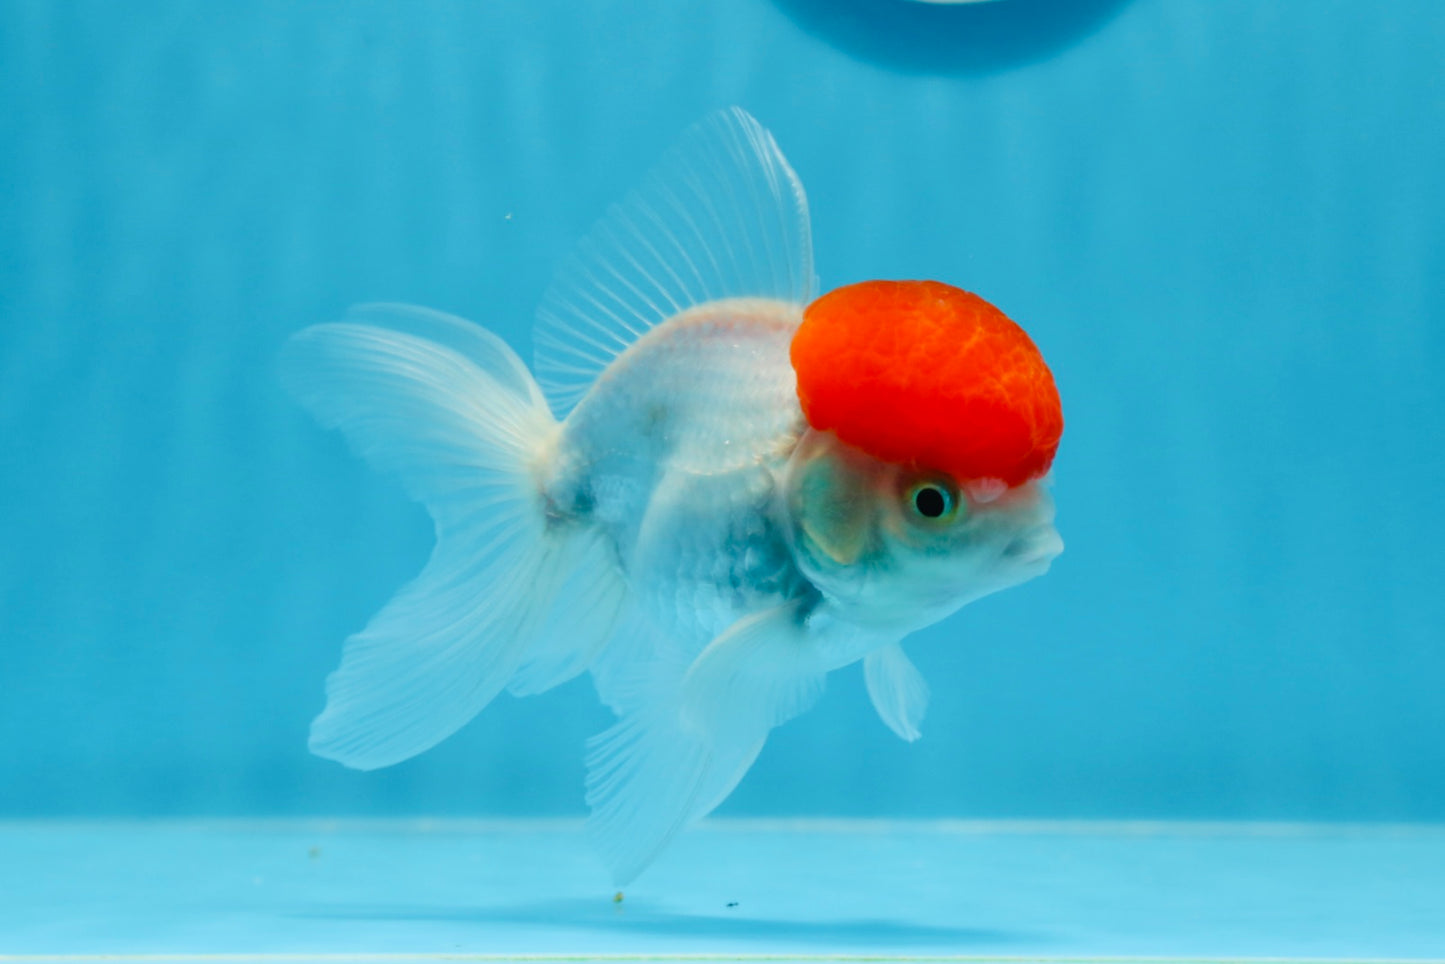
[282,108,1063,884]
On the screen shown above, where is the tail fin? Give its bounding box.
[282,304,605,770]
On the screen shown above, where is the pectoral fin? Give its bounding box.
[864,641,929,742]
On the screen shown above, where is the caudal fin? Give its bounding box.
[282,304,611,770]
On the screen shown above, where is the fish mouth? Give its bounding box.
[1003,525,1064,568]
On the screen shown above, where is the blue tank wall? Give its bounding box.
[1,0,1441,819]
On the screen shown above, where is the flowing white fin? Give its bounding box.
[864,642,930,742]
[507,529,628,697]
[584,601,830,884]
[282,306,615,769]
[534,107,815,416]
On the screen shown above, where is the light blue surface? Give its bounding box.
[4,820,1445,959]
[1,0,1443,839]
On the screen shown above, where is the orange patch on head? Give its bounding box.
[790,280,1062,488]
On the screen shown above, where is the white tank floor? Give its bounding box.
[2,819,1443,961]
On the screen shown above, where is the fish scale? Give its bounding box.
[549,299,808,643]
[636,459,808,646]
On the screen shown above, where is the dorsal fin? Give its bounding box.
[533,107,815,416]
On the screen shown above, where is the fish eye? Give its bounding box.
[906,481,959,522]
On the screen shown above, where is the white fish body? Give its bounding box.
[283,109,1061,883]
[546,297,805,640]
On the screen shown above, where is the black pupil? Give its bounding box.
[914,487,947,518]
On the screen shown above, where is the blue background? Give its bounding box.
[1,0,1441,821]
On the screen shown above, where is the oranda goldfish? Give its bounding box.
[283,108,1063,883]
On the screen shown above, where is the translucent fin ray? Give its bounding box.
[584,602,827,885]
[864,641,930,742]
[535,107,814,415]
[507,530,629,697]
[282,313,567,769]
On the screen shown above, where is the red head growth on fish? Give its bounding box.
[790,280,1063,489]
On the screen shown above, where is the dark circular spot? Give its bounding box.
[771,0,1134,76]
[914,486,947,518]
